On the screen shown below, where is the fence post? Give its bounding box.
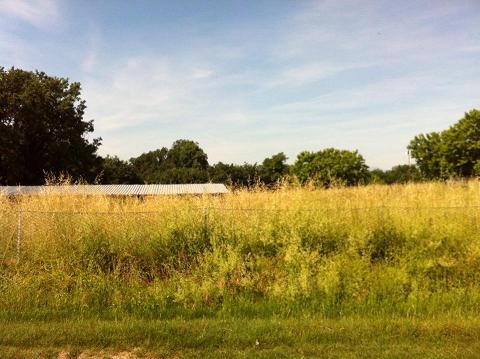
[203,206,209,241]
[17,208,22,262]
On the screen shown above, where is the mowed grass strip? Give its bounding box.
[0,316,479,358]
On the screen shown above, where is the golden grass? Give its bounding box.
[0,181,480,318]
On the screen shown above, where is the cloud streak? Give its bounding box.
[0,0,60,29]
[2,0,480,168]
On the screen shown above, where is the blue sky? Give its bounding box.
[1,0,479,169]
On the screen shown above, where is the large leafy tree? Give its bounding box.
[161,140,209,183]
[0,67,101,185]
[259,152,289,186]
[100,156,142,184]
[408,109,480,179]
[130,140,209,184]
[130,147,168,183]
[292,148,369,186]
[165,139,209,169]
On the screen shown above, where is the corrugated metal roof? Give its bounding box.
[0,184,229,196]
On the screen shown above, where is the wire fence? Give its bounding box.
[4,204,480,215]
[2,204,480,263]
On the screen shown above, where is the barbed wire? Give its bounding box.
[0,205,480,215]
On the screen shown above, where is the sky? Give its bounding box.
[0,0,479,169]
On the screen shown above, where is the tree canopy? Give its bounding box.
[100,156,142,184]
[408,109,480,179]
[130,148,168,183]
[369,165,421,184]
[130,140,209,184]
[292,148,369,186]
[0,67,101,185]
[208,162,259,187]
[259,152,289,186]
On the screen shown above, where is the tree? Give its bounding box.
[259,152,289,186]
[166,140,208,169]
[208,162,259,187]
[130,140,209,184]
[407,132,447,179]
[130,148,168,183]
[160,167,209,184]
[369,165,421,184]
[292,148,369,186]
[0,67,101,185]
[100,156,142,184]
[408,109,480,179]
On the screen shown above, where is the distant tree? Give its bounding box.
[407,132,446,179]
[208,162,259,187]
[369,165,421,184]
[130,148,168,183]
[100,156,142,184]
[292,148,369,186]
[130,140,209,184]
[383,164,421,184]
[160,167,209,184]
[0,67,101,185]
[369,169,387,184]
[166,140,208,169]
[259,152,289,186]
[408,109,480,179]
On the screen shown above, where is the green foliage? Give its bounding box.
[2,182,480,320]
[100,156,143,184]
[370,165,422,184]
[258,152,289,186]
[0,67,101,185]
[130,148,168,183]
[166,139,209,170]
[292,148,369,186]
[365,226,406,263]
[208,162,259,187]
[408,109,480,179]
[129,140,209,184]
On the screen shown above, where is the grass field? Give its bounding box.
[1,181,480,357]
[1,316,480,358]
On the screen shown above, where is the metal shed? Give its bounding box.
[0,183,229,196]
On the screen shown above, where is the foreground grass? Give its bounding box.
[2,181,480,318]
[1,182,480,356]
[1,316,480,358]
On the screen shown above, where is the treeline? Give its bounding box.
[1,67,480,187]
[102,142,424,186]
[102,142,365,186]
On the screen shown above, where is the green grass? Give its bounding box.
[2,182,480,356]
[1,316,480,358]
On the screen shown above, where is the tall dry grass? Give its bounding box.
[1,181,480,319]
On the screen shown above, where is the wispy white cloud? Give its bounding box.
[0,32,29,67]
[461,45,480,53]
[3,0,478,168]
[276,0,479,66]
[81,26,101,74]
[82,56,220,133]
[0,0,60,29]
[192,68,214,79]
[264,63,344,88]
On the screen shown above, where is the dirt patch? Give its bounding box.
[57,350,162,359]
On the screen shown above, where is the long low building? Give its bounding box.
[0,183,229,196]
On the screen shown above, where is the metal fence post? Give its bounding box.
[203,206,209,241]
[17,208,22,262]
